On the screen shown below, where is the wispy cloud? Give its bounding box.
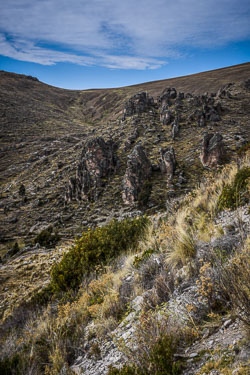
[0,35,164,69]
[0,0,250,69]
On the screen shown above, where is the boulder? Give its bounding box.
[65,137,118,202]
[200,133,225,168]
[122,145,152,205]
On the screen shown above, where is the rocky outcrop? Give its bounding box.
[65,137,118,202]
[216,83,233,98]
[171,118,180,139]
[160,108,172,125]
[160,146,176,183]
[188,93,222,126]
[124,128,139,151]
[158,88,177,125]
[158,88,177,106]
[123,92,155,118]
[200,133,225,168]
[122,145,152,205]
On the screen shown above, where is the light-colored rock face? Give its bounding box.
[122,145,152,205]
[200,132,225,168]
[65,137,118,202]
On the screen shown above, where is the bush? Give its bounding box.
[50,217,148,293]
[217,167,250,211]
[237,142,250,157]
[107,365,139,375]
[215,245,250,326]
[133,248,155,268]
[34,226,60,248]
[0,354,23,375]
[113,307,182,375]
[107,334,181,375]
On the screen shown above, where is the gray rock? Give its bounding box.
[65,137,118,202]
[200,132,225,168]
[160,146,176,183]
[122,145,152,205]
[123,92,155,117]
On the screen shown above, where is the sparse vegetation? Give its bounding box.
[50,217,148,293]
[33,226,60,248]
[111,309,182,375]
[215,240,250,326]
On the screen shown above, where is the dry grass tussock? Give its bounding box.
[159,154,249,266]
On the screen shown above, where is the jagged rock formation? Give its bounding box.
[200,132,225,168]
[124,127,139,151]
[122,145,152,204]
[189,93,222,126]
[171,118,180,139]
[65,137,118,202]
[158,87,177,105]
[158,88,178,126]
[123,92,155,118]
[217,83,233,98]
[160,108,172,125]
[160,147,177,183]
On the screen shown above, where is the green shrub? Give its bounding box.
[217,167,250,211]
[50,217,148,293]
[107,365,139,375]
[0,354,23,375]
[147,335,181,375]
[237,142,250,157]
[133,248,155,268]
[107,335,181,375]
[34,226,60,248]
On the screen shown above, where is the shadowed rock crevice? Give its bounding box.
[65,137,118,202]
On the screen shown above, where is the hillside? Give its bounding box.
[0,64,249,375]
[0,63,250,246]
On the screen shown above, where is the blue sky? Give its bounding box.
[0,0,250,89]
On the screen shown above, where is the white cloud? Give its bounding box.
[0,35,95,65]
[0,35,163,69]
[0,0,250,68]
